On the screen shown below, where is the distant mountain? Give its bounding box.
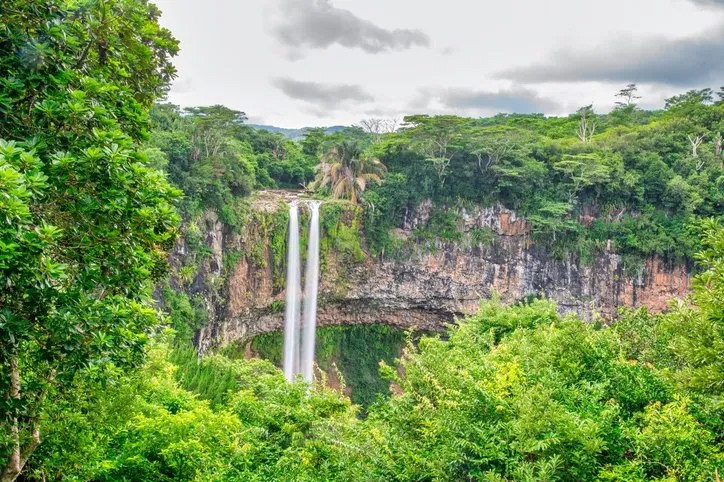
[248,124,347,141]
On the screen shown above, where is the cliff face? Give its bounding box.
[175,194,691,354]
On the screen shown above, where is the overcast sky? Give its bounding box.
[153,0,724,128]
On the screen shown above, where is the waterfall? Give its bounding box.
[301,201,321,382]
[282,202,301,381]
[282,200,322,383]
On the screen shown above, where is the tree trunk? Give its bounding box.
[1,351,41,482]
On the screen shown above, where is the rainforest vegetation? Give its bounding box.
[146,87,723,268]
[1,1,723,481]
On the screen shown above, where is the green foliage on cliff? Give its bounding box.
[360,96,723,262]
[413,208,464,245]
[245,200,366,291]
[316,324,407,409]
[147,104,323,223]
[320,201,366,266]
[265,207,291,287]
[161,284,208,344]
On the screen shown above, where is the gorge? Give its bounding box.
[172,192,692,357]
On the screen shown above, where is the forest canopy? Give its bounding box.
[359,93,723,262]
[1,0,723,480]
[148,88,723,268]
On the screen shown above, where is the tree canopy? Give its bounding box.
[0,1,179,478]
[358,94,722,262]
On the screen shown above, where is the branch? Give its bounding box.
[2,350,22,482]
[75,27,94,70]
[1,424,41,482]
[587,120,597,141]
[687,133,705,157]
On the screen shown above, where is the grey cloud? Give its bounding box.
[274,0,430,55]
[687,0,724,7]
[273,78,373,108]
[497,25,724,86]
[420,86,562,114]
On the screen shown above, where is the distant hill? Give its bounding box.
[248,124,347,141]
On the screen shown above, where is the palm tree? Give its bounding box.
[309,140,386,204]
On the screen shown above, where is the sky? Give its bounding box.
[153,0,724,128]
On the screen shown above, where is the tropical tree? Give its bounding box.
[554,153,611,203]
[310,140,386,204]
[0,1,179,479]
[663,219,723,394]
[402,115,466,185]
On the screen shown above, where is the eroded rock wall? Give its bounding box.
[174,195,691,354]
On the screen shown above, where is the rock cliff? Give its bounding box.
[171,192,691,354]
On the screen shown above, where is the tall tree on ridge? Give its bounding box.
[615,83,641,107]
[403,115,466,186]
[575,105,597,143]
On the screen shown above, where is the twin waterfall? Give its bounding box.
[282,201,322,383]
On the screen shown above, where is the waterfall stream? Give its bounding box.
[282,200,322,382]
[282,202,301,380]
[301,201,321,382]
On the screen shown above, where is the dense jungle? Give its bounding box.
[1,1,722,480]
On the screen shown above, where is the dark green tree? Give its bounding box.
[0,1,179,479]
[300,127,328,158]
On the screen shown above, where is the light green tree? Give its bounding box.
[403,115,466,185]
[554,153,611,203]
